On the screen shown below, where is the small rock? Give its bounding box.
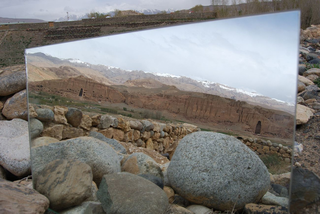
[166,204,194,214]
[129,120,143,130]
[164,186,175,203]
[91,114,101,127]
[271,184,289,197]
[306,74,319,82]
[186,205,214,214]
[302,90,318,100]
[304,68,320,76]
[99,115,118,129]
[80,114,92,131]
[298,75,315,86]
[65,107,83,127]
[141,120,154,132]
[298,81,306,92]
[29,118,43,139]
[2,89,28,120]
[298,64,307,75]
[41,124,64,140]
[273,172,291,187]
[261,192,289,207]
[36,159,93,211]
[36,108,54,122]
[296,104,314,125]
[0,178,49,213]
[53,106,68,125]
[294,141,303,156]
[117,117,131,132]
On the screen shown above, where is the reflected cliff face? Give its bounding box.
[26,11,299,185]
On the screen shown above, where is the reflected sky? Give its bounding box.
[26,11,300,103]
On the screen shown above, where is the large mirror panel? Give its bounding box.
[26,11,300,213]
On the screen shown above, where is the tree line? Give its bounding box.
[211,0,320,29]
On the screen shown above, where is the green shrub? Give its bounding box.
[314,78,320,88]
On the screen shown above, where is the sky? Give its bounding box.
[26,11,300,104]
[1,0,213,21]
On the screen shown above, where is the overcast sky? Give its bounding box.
[26,11,300,104]
[1,0,213,21]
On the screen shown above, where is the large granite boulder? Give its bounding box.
[0,118,31,176]
[0,178,49,214]
[36,159,93,211]
[0,70,26,96]
[97,172,169,214]
[167,132,270,211]
[31,136,121,185]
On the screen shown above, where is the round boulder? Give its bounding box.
[65,108,83,127]
[35,108,54,122]
[29,118,43,139]
[36,159,93,211]
[167,132,270,211]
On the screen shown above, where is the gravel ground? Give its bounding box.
[293,115,320,213]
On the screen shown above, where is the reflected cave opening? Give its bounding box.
[255,121,261,135]
[79,88,83,97]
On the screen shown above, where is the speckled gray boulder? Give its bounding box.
[31,136,121,185]
[167,132,270,211]
[89,131,126,154]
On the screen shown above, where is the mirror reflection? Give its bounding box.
[26,11,299,213]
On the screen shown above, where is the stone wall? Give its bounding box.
[30,104,293,161]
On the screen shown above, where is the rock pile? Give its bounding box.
[5,24,320,212]
[289,24,320,213]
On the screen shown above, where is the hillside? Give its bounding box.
[28,75,294,141]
